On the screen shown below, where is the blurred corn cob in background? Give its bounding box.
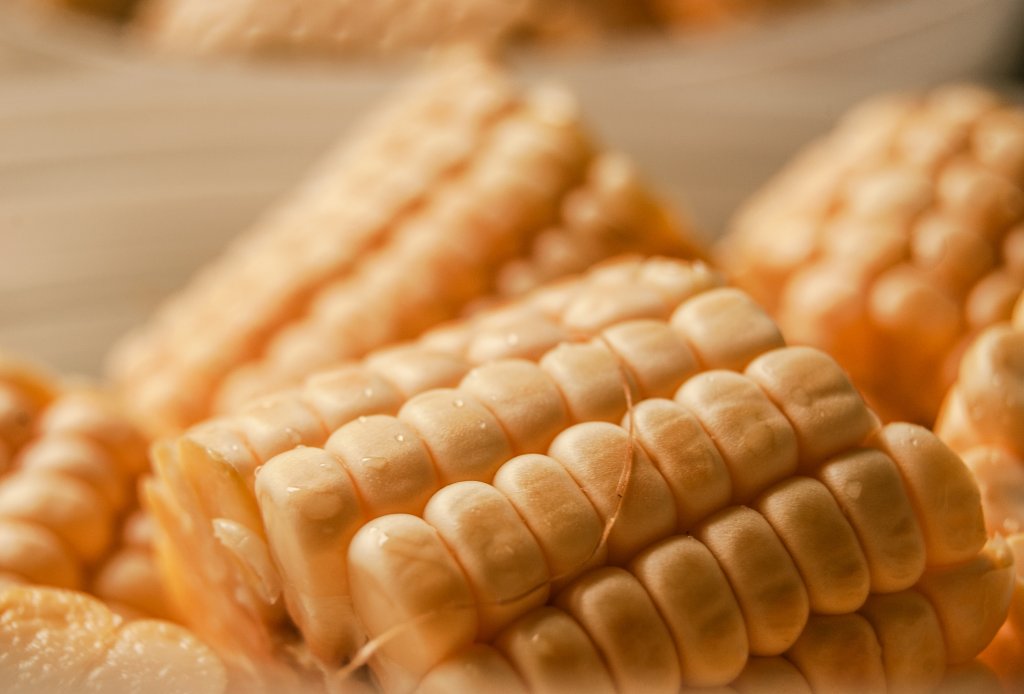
[20,0,139,21]
[148,256,1013,691]
[135,0,535,58]
[130,0,848,58]
[0,357,225,688]
[719,85,1024,426]
[650,0,838,30]
[0,586,227,694]
[133,0,658,59]
[935,290,1024,687]
[0,356,170,621]
[107,56,705,436]
[32,0,853,43]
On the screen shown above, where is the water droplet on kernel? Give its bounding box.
[371,526,391,547]
[361,456,387,472]
[453,398,465,408]
[395,433,406,443]
[488,543,515,563]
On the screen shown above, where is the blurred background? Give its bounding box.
[1,0,1023,375]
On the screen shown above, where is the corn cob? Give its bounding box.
[134,0,534,57]
[0,356,169,621]
[149,256,1010,690]
[148,256,772,680]
[0,586,226,694]
[935,290,1024,686]
[107,58,703,436]
[719,85,1024,425]
[649,0,825,30]
[24,0,139,20]
[514,0,656,43]
[132,0,658,58]
[132,0,855,58]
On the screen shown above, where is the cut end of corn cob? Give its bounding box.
[146,255,1009,691]
[0,586,227,694]
[720,84,1024,426]
[107,56,705,437]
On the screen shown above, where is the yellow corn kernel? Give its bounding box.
[0,358,55,464]
[416,644,527,694]
[859,591,946,691]
[349,514,478,677]
[423,482,550,638]
[977,537,1024,687]
[816,449,926,593]
[548,423,677,564]
[459,360,570,454]
[492,606,616,694]
[721,85,1024,425]
[0,586,226,694]
[0,520,80,590]
[554,567,681,694]
[0,471,115,563]
[694,506,809,657]
[492,454,607,590]
[915,537,1016,664]
[937,310,1024,458]
[674,370,798,503]
[622,398,731,530]
[872,423,987,567]
[732,657,811,694]
[631,536,748,687]
[785,613,886,693]
[753,477,870,615]
[108,59,704,436]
